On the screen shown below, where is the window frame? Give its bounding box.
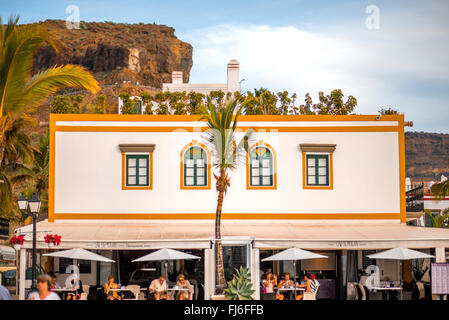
[180,141,211,190]
[246,141,277,190]
[306,154,329,186]
[122,152,153,190]
[302,152,333,190]
[126,154,149,187]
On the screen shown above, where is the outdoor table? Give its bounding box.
[167,287,189,300]
[52,288,77,300]
[372,286,403,300]
[278,287,305,300]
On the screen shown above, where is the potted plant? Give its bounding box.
[10,235,25,250]
[44,234,61,248]
[223,266,255,300]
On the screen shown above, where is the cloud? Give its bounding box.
[179,18,449,133]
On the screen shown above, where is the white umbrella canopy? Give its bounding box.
[43,248,115,262]
[262,248,328,262]
[132,248,201,262]
[367,247,435,260]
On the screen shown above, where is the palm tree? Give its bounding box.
[200,97,253,294]
[0,16,100,165]
[431,159,449,199]
[0,114,36,218]
[425,209,449,228]
[0,16,99,217]
[32,129,49,196]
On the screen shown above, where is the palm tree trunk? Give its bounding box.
[215,172,227,294]
[0,133,5,169]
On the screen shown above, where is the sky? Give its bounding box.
[2,0,449,132]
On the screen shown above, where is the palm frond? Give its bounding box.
[0,19,59,115]
[431,180,449,199]
[18,64,100,112]
[201,97,254,171]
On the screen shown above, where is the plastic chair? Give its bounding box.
[356,284,366,300]
[188,279,199,300]
[125,285,140,300]
[346,282,358,300]
[303,284,320,300]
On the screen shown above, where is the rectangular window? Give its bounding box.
[126,154,149,186]
[306,154,329,186]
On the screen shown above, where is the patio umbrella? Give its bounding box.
[367,247,434,260]
[367,247,434,299]
[132,248,200,287]
[262,248,328,299]
[132,248,201,262]
[43,248,115,262]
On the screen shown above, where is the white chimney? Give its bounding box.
[172,71,183,84]
[227,59,240,93]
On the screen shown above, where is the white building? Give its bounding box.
[162,59,240,94]
[117,59,240,114]
[14,112,449,300]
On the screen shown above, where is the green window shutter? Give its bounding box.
[184,147,207,186]
[250,147,273,187]
[306,154,329,186]
[126,154,149,186]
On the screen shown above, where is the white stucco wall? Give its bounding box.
[424,198,449,211]
[53,120,401,217]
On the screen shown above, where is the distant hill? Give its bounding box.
[23,20,193,139]
[33,20,193,88]
[406,131,449,180]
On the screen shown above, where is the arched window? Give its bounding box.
[182,145,209,188]
[247,143,276,189]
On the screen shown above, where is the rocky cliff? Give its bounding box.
[405,132,449,180]
[32,20,193,88]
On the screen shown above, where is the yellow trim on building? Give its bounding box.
[54,125,400,133]
[398,114,406,223]
[52,213,401,220]
[50,113,402,122]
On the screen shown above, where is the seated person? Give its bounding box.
[262,271,276,293]
[104,275,121,300]
[175,274,193,300]
[49,273,61,290]
[28,274,61,300]
[276,272,296,300]
[296,273,320,300]
[149,275,170,300]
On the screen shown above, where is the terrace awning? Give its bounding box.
[14,219,449,250]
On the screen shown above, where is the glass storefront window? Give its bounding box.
[222,245,248,282]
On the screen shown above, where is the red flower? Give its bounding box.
[9,235,25,246]
[44,234,61,246]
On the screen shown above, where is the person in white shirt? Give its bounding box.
[28,274,61,300]
[149,275,169,300]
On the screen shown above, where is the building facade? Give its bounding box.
[15,113,449,300]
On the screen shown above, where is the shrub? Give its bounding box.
[224,266,254,300]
